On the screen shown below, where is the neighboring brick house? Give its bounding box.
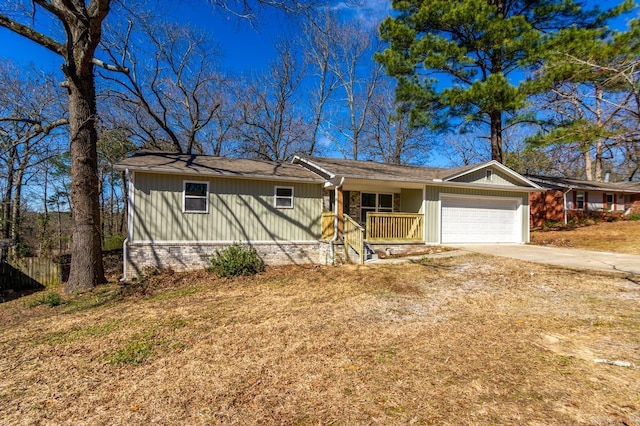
[525,175,640,228]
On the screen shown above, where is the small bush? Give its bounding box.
[103,235,125,251]
[209,243,265,278]
[28,291,63,308]
[628,213,640,221]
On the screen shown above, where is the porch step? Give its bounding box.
[344,241,378,263]
[363,241,378,262]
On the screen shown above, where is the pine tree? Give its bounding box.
[376,0,623,163]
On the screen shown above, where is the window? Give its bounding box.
[183,181,209,213]
[275,186,294,209]
[361,192,393,223]
[606,194,614,211]
[486,169,493,182]
[576,191,585,210]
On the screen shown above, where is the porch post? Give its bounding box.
[422,186,427,244]
[337,185,344,235]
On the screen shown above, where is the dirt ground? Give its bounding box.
[1,255,639,425]
[531,220,640,255]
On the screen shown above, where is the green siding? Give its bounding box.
[452,167,521,186]
[424,186,530,243]
[400,188,423,213]
[132,172,323,242]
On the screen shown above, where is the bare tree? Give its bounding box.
[235,42,309,161]
[300,9,340,156]
[101,15,223,154]
[0,64,68,259]
[442,132,489,167]
[363,81,432,164]
[325,20,381,160]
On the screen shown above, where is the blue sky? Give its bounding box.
[0,0,392,76]
[1,0,635,76]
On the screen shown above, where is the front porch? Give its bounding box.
[322,211,425,264]
[320,184,426,264]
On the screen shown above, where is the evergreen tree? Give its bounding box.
[525,9,639,180]
[376,0,623,163]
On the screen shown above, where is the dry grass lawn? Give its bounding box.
[531,220,640,255]
[1,255,639,425]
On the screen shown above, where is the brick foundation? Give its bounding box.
[125,241,328,279]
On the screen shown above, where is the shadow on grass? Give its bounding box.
[61,284,122,314]
[1,287,45,303]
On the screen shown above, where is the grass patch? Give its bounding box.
[106,331,159,366]
[531,220,640,254]
[42,320,121,345]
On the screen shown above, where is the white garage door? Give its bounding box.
[441,196,520,243]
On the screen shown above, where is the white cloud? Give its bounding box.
[330,0,392,29]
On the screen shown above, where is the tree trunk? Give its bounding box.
[41,166,50,256]
[594,85,603,181]
[594,140,603,181]
[2,146,16,241]
[9,166,25,258]
[489,110,503,163]
[65,68,107,292]
[584,146,593,180]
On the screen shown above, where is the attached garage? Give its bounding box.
[440,195,522,244]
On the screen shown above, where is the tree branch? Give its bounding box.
[0,14,64,55]
[92,58,128,73]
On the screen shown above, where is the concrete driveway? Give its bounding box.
[452,244,640,275]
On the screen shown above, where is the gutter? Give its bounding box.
[329,177,345,264]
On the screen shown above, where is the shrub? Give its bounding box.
[628,213,640,221]
[28,291,63,308]
[209,243,265,278]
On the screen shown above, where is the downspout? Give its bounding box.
[121,168,131,282]
[329,177,345,265]
[563,188,572,225]
[122,238,128,281]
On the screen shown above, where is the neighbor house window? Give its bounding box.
[361,192,393,223]
[183,181,209,213]
[576,191,585,210]
[486,170,493,182]
[275,186,294,209]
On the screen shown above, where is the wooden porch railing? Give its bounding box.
[365,213,424,241]
[343,214,365,265]
[321,212,334,240]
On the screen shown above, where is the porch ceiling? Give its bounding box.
[329,178,425,192]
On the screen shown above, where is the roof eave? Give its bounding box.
[114,164,325,183]
[426,180,543,193]
[528,177,640,193]
[444,160,542,189]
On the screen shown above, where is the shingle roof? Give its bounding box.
[292,156,478,183]
[526,174,640,193]
[115,152,325,182]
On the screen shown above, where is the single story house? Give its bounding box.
[526,174,640,228]
[115,153,541,278]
